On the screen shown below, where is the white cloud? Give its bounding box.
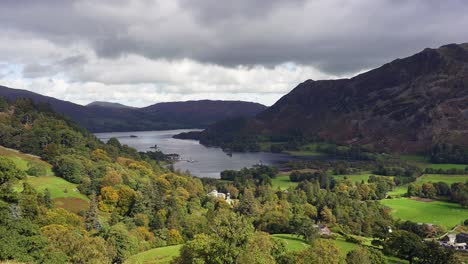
[0,0,467,107]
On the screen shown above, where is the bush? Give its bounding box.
[26,163,47,176]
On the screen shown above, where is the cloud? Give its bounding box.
[0,0,467,106]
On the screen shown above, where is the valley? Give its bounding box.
[1,42,468,264]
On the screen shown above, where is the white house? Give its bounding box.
[207,190,233,205]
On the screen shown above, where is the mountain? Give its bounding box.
[0,86,267,132]
[142,100,266,128]
[86,101,134,109]
[196,43,468,153]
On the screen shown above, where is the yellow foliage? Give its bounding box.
[91,149,112,162]
[101,168,123,187]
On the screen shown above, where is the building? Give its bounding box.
[440,233,467,251]
[313,224,332,236]
[207,190,234,205]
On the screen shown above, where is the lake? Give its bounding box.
[94,129,295,178]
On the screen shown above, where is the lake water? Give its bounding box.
[94,129,295,178]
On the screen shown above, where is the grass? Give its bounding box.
[417,174,468,185]
[271,175,299,190]
[272,234,407,263]
[387,174,468,197]
[387,185,408,196]
[426,163,468,170]
[24,175,88,200]
[272,234,309,252]
[381,198,468,229]
[334,173,375,183]
[0,145,54,176]
[125,245,182,264]
[0,145,90,213]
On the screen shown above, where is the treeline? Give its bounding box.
[407,181,468,207]
[424,167,468,175]
[431,143,468,164]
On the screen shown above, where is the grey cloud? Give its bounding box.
[1,0,468,76]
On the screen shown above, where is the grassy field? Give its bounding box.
[387,174,468,197]
[272,234,309,252]
[1,145,90,213]
[25,175,88,200]
[417,174,468,185]
[0,145,54,176]
[387,185,408,196]
[272,234,407,263]
[334,173,376,183]
[125,245,182,264]
[271,175,299,190]
[426,163,468,170]
[381,198,468,229]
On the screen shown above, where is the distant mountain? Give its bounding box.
[86,101,134,109]
[0,86,267,132]
[142,100,266,128]
[196,43,468,153]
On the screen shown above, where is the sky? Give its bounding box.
[0,0,467,107]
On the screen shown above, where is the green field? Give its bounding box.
[1,145,90,213]
[0,145,54,176]
[125,245,182,264]
[388,174,468,197]
[334,173,375,183]
[272,234,309,251]
[417,174,468,185]
[387,185,408,197]
[272,234,406,263]
[271,175,299,190]
[25,176,88,200]
[381,198,468,229]
[426,163,468,170]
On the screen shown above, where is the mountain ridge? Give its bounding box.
[196,42,468,153]
[0,86,267,132]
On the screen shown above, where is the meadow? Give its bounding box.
[0,145,54,175]
[380,198,468,229]
[1,145,90,213]
[334,173,376,183]
[125,245,182,264]
[271,175,299,190]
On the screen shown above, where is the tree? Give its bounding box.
[300,239,342,264]
[85,193,100,231]
[416,240,459,264]
[0,202,48,263]
[346,247,372,264]
[0,156,25,201]
[384,230,424,264]
[41,224,112,263]
[237,188,259,216]
[54,155,85,183]
[44,188,52,209]
[237,232,286,264]
[174,210,255,264]
[105,224,138,263]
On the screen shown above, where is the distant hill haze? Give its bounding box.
[198,43,468,153]
[86,101,134,109]
[0,86,267,132]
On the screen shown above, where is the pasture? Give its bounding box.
[125,245,182,264]
[380,198,468,229]
[0,145,54,176]
[334,173,375,183]
[417,174,468,185]
[271,175,299,190]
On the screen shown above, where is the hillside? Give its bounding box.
[0,86,266,132]
[196,43,468,154]
[86,101,134,109]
